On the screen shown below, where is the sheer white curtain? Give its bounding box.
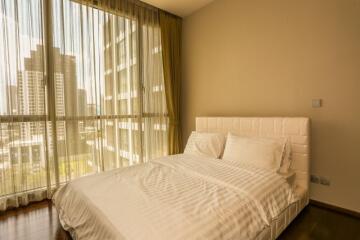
[0,0,168,211]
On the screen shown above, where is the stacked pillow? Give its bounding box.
[184,131,226,159]
[222,133,291,172]
[184,131,292,173]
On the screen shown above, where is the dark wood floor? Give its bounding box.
[0,200,359,240]
[0,200,71,240]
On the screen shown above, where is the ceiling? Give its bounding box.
[141,0,215,17]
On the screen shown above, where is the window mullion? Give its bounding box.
[43,0,60,190]
[137,19,144,163]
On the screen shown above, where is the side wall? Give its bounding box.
[182,0,360,212]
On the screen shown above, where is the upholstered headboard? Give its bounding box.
[196,117,310,192]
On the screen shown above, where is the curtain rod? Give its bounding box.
[121,0,182,19]
[72,0,182,19]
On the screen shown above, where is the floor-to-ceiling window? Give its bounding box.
[0,0,168,210]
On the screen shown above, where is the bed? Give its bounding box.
[53,117,310,240]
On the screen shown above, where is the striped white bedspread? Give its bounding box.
[53,154,295,240]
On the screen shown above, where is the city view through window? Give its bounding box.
[0,0,168,197]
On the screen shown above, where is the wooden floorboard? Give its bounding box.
[0,200,71,240]
[0,200,359,240]
[278,204,360,240]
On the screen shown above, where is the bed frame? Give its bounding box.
[196,117,310,239]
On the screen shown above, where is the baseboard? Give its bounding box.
[310,199,360,219]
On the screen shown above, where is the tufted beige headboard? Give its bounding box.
[196,117,310,192]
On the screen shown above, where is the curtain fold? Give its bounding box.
[159,11,182,154]
[0,0,169,211]
[0,0,54,211]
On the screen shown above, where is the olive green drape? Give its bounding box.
[159,12,182,154]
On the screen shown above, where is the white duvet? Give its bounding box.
[53,154,295,240]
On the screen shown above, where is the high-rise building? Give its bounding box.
[7,85,18,115]
[77,89,87,116]
[103,16,140,168]
[16,45,82,156]
[102,16,168,167]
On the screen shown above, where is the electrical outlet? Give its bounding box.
[311,175,331,186]
[320,177,331,186]
[312,99,322,108]
[310,175,320,184]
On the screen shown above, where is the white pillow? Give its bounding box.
[184,131,226,158]
[222,133,286,171]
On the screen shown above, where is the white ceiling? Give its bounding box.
[141,0,215,17]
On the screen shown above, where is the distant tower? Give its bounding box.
[16,45,81,156]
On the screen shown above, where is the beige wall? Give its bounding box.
[182,0,360,212]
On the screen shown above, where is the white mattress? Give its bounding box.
[53,154,304,240]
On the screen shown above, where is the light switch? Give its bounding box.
[312,99,322,108]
